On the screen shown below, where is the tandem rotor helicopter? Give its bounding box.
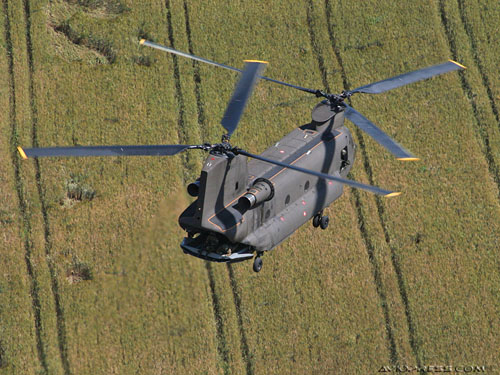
[18,39,465,272]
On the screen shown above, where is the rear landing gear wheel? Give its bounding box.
[253,256,263,273]
[320,215,329,230]
[312,215,320,228]
[312,210,323,228]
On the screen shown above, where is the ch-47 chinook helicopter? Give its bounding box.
[18,39,465,272]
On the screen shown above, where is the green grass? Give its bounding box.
[0,14,39,373]
[325,0,500,367]
[1,0,499,374]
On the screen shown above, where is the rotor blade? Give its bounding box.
[18,144,203,159]
[343,104,418,160]
[236,149,400,197]
[140,39,317,95]
[350,60,466,95]
[220,61,266,137]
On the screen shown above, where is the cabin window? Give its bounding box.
[340,146,349,172]
[235,181,239,191]
[265,210,270,219]
[304,181,310,191]
[285,195,290,205]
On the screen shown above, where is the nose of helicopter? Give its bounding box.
[180,234,254,263]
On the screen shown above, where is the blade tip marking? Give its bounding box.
[397,157,420,161]
[17,146,28,159]
[449,59,467,69]
[385,192,402,198]
[139,39,146,45]
[244,59,268,64]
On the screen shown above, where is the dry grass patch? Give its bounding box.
[46,0,119,64]
[50,21,116,64]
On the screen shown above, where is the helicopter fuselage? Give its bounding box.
[179,105,355,262]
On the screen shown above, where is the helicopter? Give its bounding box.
[18,39,465,272]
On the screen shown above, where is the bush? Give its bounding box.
[64,173,96,202]
[66,256,93,284]
[132,55,155,67]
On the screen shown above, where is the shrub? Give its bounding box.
[64,173,96,202]
[66,256,93,284]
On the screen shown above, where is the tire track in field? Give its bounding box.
[457,0,500,131]
[455,0,500,198]
[438,2,500,199]
[166,1,232,373]
[182,0,206,138]
[307,0,421,366]
[182,3,251,373]
[308,0,406,364]
[2,0,49,373]
[323,0,423,366]
[22,1,72,374]
[227,265,253,375]
[164,0,190,184]
[305,1,330,93]
[205,263,231,375]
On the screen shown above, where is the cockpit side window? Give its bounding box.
[340,146,349,172]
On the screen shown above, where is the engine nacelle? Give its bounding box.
[238,178,274,211]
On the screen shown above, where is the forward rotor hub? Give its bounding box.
[209,142,237,157]
[315,89,353,109]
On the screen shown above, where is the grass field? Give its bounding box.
[1,0,499,374]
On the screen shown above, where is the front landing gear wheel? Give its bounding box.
[253,256,263,273]
[320,215,329,230]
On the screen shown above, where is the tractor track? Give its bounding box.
[438,1,499,200]
[310,0,405,365]
[182,0,207,138]
[167,1,235,373]
[182,2,252,373]
[227,265,254,375]
[22,1,72,374]
[455,0,500,199]
[305,1,330,93]
[323,0,423,366]
[348,188,399,365]
[205,263,231,375]
[2,0,49,373]
[457,0,500,132]
[310,0,427,366]
[165,0,229,369]
[165,0,190,185]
